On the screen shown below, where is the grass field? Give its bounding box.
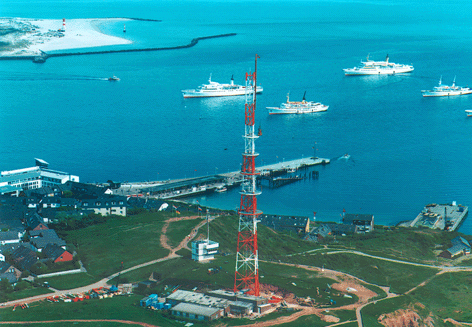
[3,286,54,302]
[165,218,203,248]
[38,273,99,290]
[408,271,472,322]
[0,322,148,327]
[327,226,468,265]
[361,295,450,327]
[288,251,440,294]
[63,212,170,279]
[10,209,470,325]
[0,294,179,326]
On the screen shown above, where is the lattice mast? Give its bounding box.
[234,55,261,296]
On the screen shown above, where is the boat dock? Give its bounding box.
[113,157,329,199]
[407,203,468,232]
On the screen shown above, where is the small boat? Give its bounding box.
[267,92,328,115]
[422,76,472,97]
[181,74,263,98]
[343,54,414,76]
[108,76,120,81]
[215,186,227,193]
[465,110,472,117]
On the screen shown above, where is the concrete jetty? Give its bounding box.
[114,157,329,199]
[0,33,237,63]
[407,203,468,232]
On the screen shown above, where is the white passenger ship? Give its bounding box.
[266,92,328,115]
[181,75,263,98]
[343,54,414,76]
[421,76,472,97]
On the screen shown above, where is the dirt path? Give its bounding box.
[159,215,211,253]
[0,215,210,310]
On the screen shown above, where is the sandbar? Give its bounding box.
[0,18,132,56]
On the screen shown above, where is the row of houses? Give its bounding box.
[259,213,375,242]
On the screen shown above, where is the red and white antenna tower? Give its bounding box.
[234,54,261,296]
[62,18,66,32]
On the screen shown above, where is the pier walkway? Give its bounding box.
[114,157,329,199]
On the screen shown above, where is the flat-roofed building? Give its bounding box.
[171,302,223,321]
[229,301,253,315]
[191,240,219,261]
[0,159,79,194]
[166,290,230,314]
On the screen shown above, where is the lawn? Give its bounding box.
[408,271,472,322]
[62,212,171,279]
[361,295,449,327]
[2,286,54,302]
[38,273,99,290]
[0,322,145,327]
[209,214,319,258]
[325,227,465,265]
[288,251,440,294]
[0,294,180,326]
[166,218,203,248]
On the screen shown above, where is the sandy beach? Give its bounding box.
[0,18,132,56]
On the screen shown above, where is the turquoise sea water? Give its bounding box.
[1,0,472,233]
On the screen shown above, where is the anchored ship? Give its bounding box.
[181,75,263,98]
[266,92,328,115]
[343,54,414,76]
[422,76,472,97]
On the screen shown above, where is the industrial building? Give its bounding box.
[171,302,224,321]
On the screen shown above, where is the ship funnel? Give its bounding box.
[386,54,389,63]
[231,74,234,85]
[302,91,306,102]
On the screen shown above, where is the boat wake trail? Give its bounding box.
[0,72,111,81]
[333,154,354,164]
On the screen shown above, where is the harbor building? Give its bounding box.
[0,159,79,196]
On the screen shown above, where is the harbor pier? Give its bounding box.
[113,157,329,199]
[406,203,468,232]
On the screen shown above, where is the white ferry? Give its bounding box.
[266,92,328,115]
[181,75,263,98]
[343,54,414,76]
[421,76,472,97]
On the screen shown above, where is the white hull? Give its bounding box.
[422,89,472,97]
[344,66,414,75]
[182,87,263,98]
[267,104,328,115]
[422,77,471,97]
[344,55,414,76]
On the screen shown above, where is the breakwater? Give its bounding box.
[0,33,237,63]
